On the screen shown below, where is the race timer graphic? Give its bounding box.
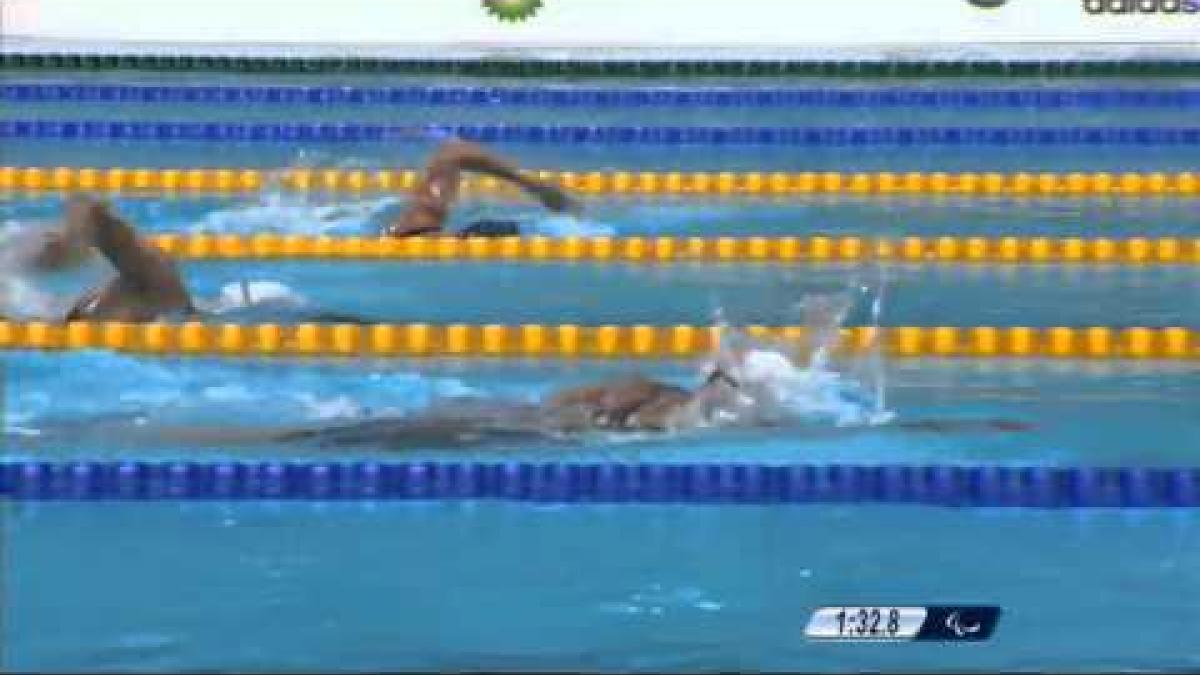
[483,0,544,22]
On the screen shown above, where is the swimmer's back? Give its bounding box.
[544,375,691,431]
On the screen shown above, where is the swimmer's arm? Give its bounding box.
[28,212,95,272]
[71,197,181,293]
[388,140,579,236]
[437,140,579,213]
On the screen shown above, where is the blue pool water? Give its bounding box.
[5,503,1199,672]
[2,71,1199,671]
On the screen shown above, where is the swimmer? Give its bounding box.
[276,349,1034,447]
[11,362,1032,452]
[8,195,366,324]
[6,338,1034,452]
[385,139,579,238]
[537,368,743,433]
[20,193,197,322]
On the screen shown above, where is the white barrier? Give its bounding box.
[3,0,1198,57]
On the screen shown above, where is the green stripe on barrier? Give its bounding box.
[2,54,1199,78]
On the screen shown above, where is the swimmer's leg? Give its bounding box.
[9,418,298,450]
[895,418,1034,433]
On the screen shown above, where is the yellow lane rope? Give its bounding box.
[2,322,1195,360]
[3,168,1199,196]
[147,234,1200,265]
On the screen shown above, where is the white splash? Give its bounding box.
[0,276,65,320]
[684,288,894,431]
[527,214,616,237]
[431,378,482,400]
[200,280,309,314]
[201,384,255,403]
[292,393,367,421]
[3,426,42,437]
[714,347,893,428]
[0,223,78,320]
[193,192,398,236]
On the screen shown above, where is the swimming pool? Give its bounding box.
[2,60,1199,671]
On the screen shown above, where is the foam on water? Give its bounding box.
[721,348,889,427]
[688,285,893,432]
[7,351,482,434]
[0,222,96,321]
[0,275,66,321]
[526,214,616,238]
[193,193,400,236]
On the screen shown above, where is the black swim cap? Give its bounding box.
[459,219,521,238]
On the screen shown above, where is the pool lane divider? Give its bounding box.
[4,167,1198,196]
[1,323,1195,360]
[145,234,1200,265]
[5,121,1199,146]
[6,83,1200,108]
[3,54,1198,78]
[1,462,1197,508]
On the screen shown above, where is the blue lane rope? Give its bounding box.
[1,462,1197,508]
[3,120,1198,146]
[4,83,1200,109]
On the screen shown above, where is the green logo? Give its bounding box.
[484,0,544,22]
[967,0,1009,7]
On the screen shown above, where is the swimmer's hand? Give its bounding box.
[31,229,93,271]
[32,195,107,271]
[530,182,581,215]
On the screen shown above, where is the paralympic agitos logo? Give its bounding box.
[1083,0,1200,13]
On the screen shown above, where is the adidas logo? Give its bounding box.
[1084,0,1200,14]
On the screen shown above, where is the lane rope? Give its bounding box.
[2,323,1195,360]
[5,83,1200,108]
[4,167,1198,196]
[141,234,1200,265]
[3,54,1198,78]
[3,121,1199,145]
[2,461,1197,507]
